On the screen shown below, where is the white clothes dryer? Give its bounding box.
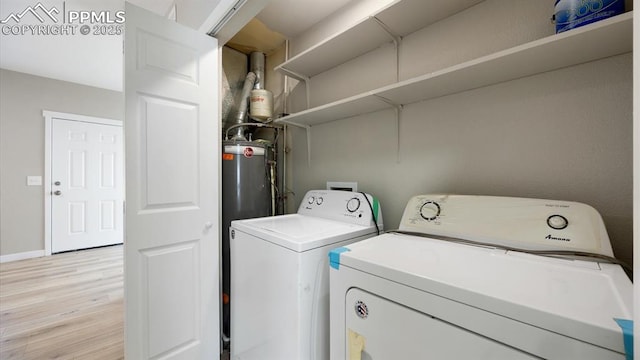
[329,195,632,360]
[230,190,383,360]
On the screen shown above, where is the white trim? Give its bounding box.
[43,110,123,256]
[44,111,52,256]
[43,110,123,127]
[202,0,270,43]
[0,250,45,263]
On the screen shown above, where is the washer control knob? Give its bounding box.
[307,196,315,205]
[316,197,324,205]
[547,215,568,230]
[346,197,361,213]
[420,201,441,221]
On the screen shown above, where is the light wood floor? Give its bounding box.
[0,245,123,360]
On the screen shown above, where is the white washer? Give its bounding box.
[329,195,633,360]
[230,190,383,360]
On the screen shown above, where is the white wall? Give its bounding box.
[286,0,633,267]
[0,69,123,257]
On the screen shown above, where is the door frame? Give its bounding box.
[43,110,123,256]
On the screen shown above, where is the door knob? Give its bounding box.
[203,221,213,234]
[53,190,62,196]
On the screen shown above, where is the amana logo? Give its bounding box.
[545,234,571,242]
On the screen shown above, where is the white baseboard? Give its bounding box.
[0,250,46,263]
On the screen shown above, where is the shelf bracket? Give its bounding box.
[371,16,401,46]
[372,16,401,82]
[274,119,313,167]
[305,80,311,110]
[277,66,312,110]
[373,95,403,163]
[305,125,312,168]
[373,94,399,108]
[276,66,309,83]
[394,104,403,164]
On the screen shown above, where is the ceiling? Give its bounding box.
[226,0,352,55]
[256,0,351,38]
[0,0,352,91]
[225,17,286,55]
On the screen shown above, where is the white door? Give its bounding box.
[124,3,220,359]
[51,118,123,253]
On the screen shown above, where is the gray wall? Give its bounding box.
[286,0,633,266]
[0,69,123,256]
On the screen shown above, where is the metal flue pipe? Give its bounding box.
[250,52,265,90]
[230,71,257,140]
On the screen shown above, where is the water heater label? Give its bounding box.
[223,145,265,156]
[243,147,254,158]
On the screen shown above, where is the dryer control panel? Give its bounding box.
[399,194,612,257]
[298,190,383,230]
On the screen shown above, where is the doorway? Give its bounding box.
[43,111,124,255]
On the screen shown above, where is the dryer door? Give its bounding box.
[344,288,539,359]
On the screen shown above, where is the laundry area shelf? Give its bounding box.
[276,92,392,127]
[274,0,484,80]
[275,0,483,80]
[274,11,632,128]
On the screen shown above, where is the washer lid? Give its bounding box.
[231,214,376,252]
[337,233,633,354]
